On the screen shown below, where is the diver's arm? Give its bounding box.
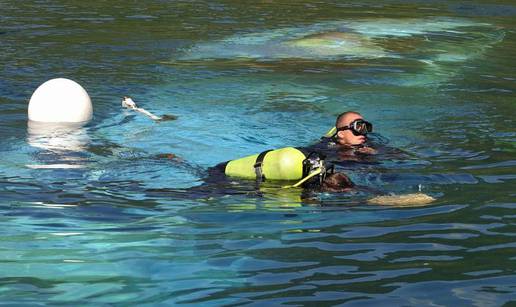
[154,152,207,178]
[358,183,435,207]
[367,193,435,207]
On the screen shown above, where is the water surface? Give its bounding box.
[1,1,515,305]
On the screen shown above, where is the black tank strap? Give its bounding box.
[254,150,272,181]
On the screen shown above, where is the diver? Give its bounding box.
[308,111,412,166]
[155,146,434,206]
[208,147,354,192]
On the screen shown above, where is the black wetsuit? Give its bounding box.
[305,134,411,166]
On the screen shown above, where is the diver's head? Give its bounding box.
[278,150,354,192]
[334,111,372,146]
[321,172,354,192]
[298,152,354,192]
[301,171,354,192]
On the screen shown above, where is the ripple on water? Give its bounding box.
[0,1,515,305]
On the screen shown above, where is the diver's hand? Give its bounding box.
[122,96,177,122]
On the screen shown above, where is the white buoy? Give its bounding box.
[28,78,93,123]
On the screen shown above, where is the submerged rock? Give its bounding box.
[178,17,502,62]
[174,17,504,86]
[286,31,387,58]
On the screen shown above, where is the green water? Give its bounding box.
[0,1,515,305]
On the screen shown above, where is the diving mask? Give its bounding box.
[337,119,373,136]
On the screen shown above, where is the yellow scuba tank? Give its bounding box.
[225,147,306,180]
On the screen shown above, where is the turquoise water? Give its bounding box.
[1,1,515,305]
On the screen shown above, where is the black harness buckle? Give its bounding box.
[254,150,272,181]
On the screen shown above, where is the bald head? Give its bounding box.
[334,111,367,146]
[335,111,362,128]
